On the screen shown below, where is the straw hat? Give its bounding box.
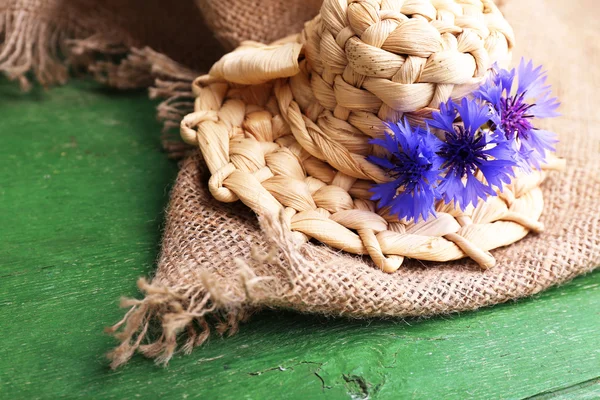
[180,0,565,273]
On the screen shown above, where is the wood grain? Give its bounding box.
[0,79,598,399]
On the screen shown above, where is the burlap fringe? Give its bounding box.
[71,41,199,157]
[0,8,197,157]
[107,212,302,368]
[0,7,70,91]
[105,276,246,369]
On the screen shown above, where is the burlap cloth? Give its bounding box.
[0,0,321,86]
[2,0,597,367]
[0,0,322,155]
[104,0,600,368]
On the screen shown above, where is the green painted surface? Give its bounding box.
[1,79,599,399]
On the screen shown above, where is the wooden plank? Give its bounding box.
[524,377,600,400]
[0,79,598,399]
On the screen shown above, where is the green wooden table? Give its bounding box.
[1,79,599,399]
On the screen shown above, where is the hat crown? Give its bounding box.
[302,0,514,129]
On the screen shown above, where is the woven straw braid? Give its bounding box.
[180,0,565,272]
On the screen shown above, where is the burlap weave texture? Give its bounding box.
[195,0,322,50]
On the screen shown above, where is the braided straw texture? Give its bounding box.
[180,0,564,272]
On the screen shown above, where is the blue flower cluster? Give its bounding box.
[369,59,559,221]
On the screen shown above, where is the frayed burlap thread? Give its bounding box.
[108,0,600,367]
[0,0,222,87]
[0,0,211,154]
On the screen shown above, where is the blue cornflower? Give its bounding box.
[368,119,442,222]
[430,98,517,210]
[475,59,560,169]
